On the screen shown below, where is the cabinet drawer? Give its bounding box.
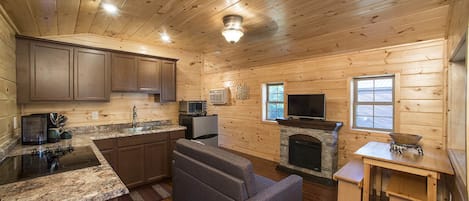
[94,138,117,150]
[170,130,185,140]
[118,132,168,147]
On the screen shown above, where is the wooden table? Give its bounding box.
[354,142,454,201]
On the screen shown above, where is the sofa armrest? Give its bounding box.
[246,175,302,201]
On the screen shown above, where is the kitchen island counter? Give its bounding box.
[0,124,186,201]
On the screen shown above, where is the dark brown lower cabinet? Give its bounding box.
[100,149,118,170]
[169,130,185,158]
[94,138,118,171]
[118,144,146,188]
[145,141,168,182]
[168,130,185,176]
[94,131,184,189]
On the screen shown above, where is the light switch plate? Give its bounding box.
[91,111,99,120]
[13,116,17,129]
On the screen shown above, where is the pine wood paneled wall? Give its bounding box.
[20,34,203,127]
[447,61,465,150]
[446,1,469,199]
[203,39,447,166]
[0,10,18,148]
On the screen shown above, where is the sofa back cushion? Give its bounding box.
[174,139,258,198]
[173,151,246,201]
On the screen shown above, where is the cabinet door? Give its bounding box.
[111,54,137,91]
[145,141,168,182]
[168,131,185,176]
[30,42,73,101]
[16,39,31,103]
[160,60,176,102]
[94,138,118,171]
[118,144,145,188]
[137,57,161,92]
[74,48,111,101]
[101,149,118,171]
[169,131,185,157]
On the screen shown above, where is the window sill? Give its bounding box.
[351,128,391,134]
[261,120,279,125]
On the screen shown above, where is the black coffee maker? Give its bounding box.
[21,113,54,145]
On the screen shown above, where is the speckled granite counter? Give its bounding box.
[0,124,186,201]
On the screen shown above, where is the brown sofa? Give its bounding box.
[172,139,303,201]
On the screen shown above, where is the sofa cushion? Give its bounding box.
[175,139,258,197]
[173,151,249,200]
[173,166,236,201]
[254,174,275,192]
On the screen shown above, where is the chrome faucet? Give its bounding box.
[132,105,137,128]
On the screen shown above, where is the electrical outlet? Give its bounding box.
[13,116,17,129]
[91,111,99,120]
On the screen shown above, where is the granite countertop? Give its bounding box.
[0,124,186,201]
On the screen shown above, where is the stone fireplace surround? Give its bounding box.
[277,119,343,183]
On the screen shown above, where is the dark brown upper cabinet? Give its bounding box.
[16,39,30,103]
[137,57,161,93]
[17,38,112,103]
[111,53,138,92]
[30,42,74,101]
[160,61,176,102]
[111,54,162,93]
[16,36,178,103]
[74,48,111,101]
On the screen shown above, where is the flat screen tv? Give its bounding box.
[287,94,325,120]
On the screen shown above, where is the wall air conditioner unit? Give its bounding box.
[209,88,229,105]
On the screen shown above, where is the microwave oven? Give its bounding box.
[179,101,207,115]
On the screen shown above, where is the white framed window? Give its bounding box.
[262,83,284,121]
[352,75,395,132]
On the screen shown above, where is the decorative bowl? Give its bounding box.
[389,133,422,145]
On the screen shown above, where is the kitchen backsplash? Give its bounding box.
[67,120,173,135]
[19,93,180,128]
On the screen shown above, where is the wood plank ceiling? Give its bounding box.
[1,0,449,70]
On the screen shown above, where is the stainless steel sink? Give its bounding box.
[151,125,166,129]
[120,126,154,133]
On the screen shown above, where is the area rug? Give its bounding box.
[127,183,172,201]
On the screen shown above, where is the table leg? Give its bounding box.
[362,163,371,201]
[427,176,437,201]
[375,167,382,198]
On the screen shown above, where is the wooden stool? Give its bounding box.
[333,159,364,201]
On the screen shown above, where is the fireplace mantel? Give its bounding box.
[276,119,343,131]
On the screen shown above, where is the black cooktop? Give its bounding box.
[0,145,100,185]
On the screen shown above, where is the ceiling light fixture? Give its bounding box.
[102,3,118,14]
[161,33,171,43]
[222,15,244,44]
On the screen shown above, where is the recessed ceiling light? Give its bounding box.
[102,3,118,14]
[161,33,171,43]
